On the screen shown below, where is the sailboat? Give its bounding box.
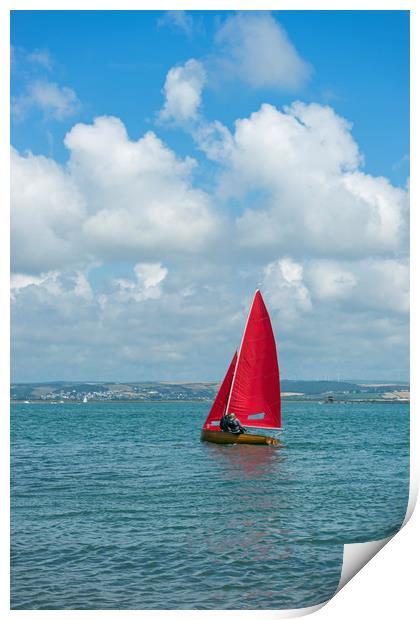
[201,290,281,446]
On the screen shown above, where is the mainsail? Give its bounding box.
[203,290,281,432]
[202,352,237,430]
[227,290,281,429]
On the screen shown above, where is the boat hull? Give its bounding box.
[201,429,279,446]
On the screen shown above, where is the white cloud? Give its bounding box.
[257,255,408,379]
[263,258,312,323]
[12,270,93,300]
[114,262,168,301]
[193,120,234,162]
[65,116,220,258]
[214,12,311,91]
[10,266,244,381]
[11,272,48,291]
[11,116,221,274]
[11,148,86,274]
[10,271,55,301]
[11,270,94,304]
[10,256,409,382]
[349,258,409,315]
[197,102,407,259]
[159,59,206,123]
[12,80,81,121]
[278,257,409,315]
[27,49,53,70]
[306,261,357,301]
[72,271,94,301]
[158,11,194,36]
[10,78,409,382]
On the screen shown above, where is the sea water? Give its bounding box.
[10,400,409,610]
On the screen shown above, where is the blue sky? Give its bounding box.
[11,11,409,184]
[11,10,410,382]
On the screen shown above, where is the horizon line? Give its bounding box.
[10,378,410,385]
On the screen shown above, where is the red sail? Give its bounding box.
[227,290,281,429]
[202,352,237,430]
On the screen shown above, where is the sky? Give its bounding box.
[10,9,410,382]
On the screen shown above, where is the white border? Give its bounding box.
[3,1,417,618]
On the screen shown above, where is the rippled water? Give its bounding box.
[11,400,409,609]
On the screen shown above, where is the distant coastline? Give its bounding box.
[11,379,409,405]
[12,400,409,405]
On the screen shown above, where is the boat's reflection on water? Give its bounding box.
[201,442,291,563]
[204,440,284,481]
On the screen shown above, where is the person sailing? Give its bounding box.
[220,411,246,434]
